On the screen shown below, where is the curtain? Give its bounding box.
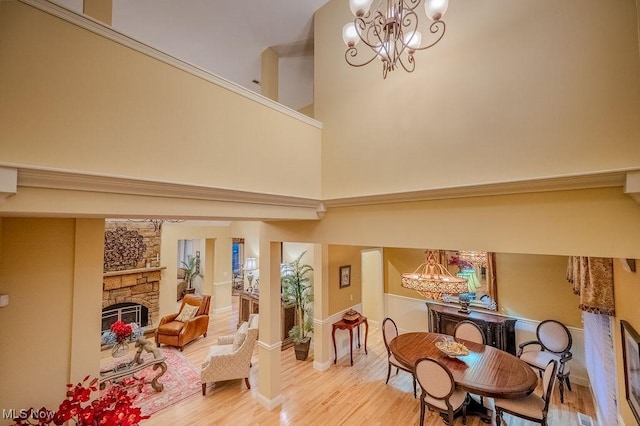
[566,256,615,316]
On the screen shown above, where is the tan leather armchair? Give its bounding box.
[156,294,211,351]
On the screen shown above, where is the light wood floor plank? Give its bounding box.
[142,298,596,425]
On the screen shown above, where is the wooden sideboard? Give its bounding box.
[237,291,297,350]
[426,301,517,355]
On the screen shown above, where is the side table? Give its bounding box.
[332,315,368,365]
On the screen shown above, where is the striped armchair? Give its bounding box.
[201,314,259,395]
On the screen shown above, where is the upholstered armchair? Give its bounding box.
[518,319,572,403]
[155,294,211,351]
[201,314,259,395]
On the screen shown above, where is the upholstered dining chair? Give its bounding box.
[454,320,486,408]
[201,314,259,395]
[382,317,417,398]
[155,294,211,351]
[453,321,485,345]
[518,319,572,403]
[494,360,558,426]
[415,357,468,425]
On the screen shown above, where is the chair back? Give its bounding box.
[415,357,455,401]
[542,360,558,411]
[180,294,211,317]
[454,320,485,344]
[382,317,399,354]
[537,319,572,354]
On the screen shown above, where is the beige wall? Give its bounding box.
[614,259,640,426]
[328,245,364,315]
[0,1,321,200]
[0,218,103,421]
[495,253,582,327]
[315,0,640,199]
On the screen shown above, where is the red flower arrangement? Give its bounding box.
[11,376,149,426]
[110,321,133,344]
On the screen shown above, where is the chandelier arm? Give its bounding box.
[345,47,382,68]
[412,21,446,51]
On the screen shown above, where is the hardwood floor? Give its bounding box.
[142,298,596,425]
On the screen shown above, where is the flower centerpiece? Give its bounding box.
[10,375,149,426]
[102,321,143,357]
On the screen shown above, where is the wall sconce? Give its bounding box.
[244,257,258,292]
[0,294,9,308]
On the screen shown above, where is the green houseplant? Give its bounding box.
[281,251,314,360]
[181,255,202,295]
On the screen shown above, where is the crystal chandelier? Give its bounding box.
[401,250,468,300]
[342,0,449,78]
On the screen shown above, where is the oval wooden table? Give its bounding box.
[389,332,538,421]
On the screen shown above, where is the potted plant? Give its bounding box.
[281,251,314,361]
[181,255,202,295]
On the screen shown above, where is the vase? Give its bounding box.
[111,341,129,358]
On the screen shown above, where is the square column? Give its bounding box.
[257,240,283,409]
[312,244,333,371]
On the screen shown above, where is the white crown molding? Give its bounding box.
[18,0,322,130]
[0,167,18,202]
[324,169,635,207]
[11,164,322,209]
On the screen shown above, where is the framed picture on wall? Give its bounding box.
[621,320,640,423]
[339,265,351,288]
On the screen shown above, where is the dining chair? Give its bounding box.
[453,320,485,345]
[382,317,417,398]
[518,319,572,402]
[453,320,486,409]
[415,357,468,425]
[494,359,558,426]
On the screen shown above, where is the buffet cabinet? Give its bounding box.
[238,291,297,350]
[425,301,517,355]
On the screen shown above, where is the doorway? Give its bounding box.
[361,248,384,327]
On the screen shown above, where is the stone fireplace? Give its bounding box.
[102,267,163,331]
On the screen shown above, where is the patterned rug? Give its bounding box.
[101,347,201,417]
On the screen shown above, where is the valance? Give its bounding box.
[566,256,615,316]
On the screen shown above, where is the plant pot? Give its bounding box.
[183,287,196,295]
[293,338,311,361]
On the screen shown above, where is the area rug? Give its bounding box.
[101,347,201,416]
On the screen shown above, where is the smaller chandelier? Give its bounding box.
[457,251,488,267]
[342,0,449,78]
[401,250,468,300]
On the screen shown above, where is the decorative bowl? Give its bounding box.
[343,309,360,322]
[435,340,470,358]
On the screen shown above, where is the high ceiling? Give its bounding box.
[53,0,331,110]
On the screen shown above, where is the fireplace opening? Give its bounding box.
[102,303,149,332]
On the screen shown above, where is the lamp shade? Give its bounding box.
[425,0,449,21]
[244,257,257,271]
[342,23,360,47]
[349,0,373,17]
[404,31,422,50]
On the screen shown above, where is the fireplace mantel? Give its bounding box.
[104,266,166,277]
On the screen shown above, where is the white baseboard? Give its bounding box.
[257,392,282,411]
[313,359,332,372]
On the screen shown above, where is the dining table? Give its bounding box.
[389,332,538,420]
